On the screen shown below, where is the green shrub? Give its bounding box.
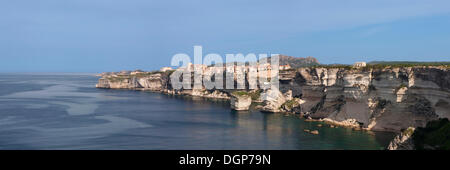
[248,90,262,100]
[312,64,353,70]
[366,62,450,69]
[134,71,163,77]
[413,118,450,150]
[107,76,129,82]
[232,91,249,96]
[282,99,298,109]
[166,70,176,76]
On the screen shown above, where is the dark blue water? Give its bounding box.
[0,73,394,149]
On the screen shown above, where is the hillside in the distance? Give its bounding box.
[266,55,320,68]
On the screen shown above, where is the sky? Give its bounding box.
[1,0,450,72]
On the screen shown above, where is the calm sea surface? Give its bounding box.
[0,73,394,149]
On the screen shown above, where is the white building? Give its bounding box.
[160,67,174,72]
[279,64,291,70]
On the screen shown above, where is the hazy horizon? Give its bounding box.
[1,0,450,72]
[1,59,450,74]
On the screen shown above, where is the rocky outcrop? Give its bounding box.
[280,98,305,114]
[230,92,252,111]
[291,66,449,132]
[322,118,361,128]
[96,72,168,91]
[387,127,416,150]
[260,88,288,112]
[387,118,450,150]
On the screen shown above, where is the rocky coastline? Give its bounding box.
[96,64,450,149]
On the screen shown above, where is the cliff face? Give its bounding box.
[96,73,169,91]
[96,71,231,99]
[292,66,449,132]
[230,94,252,111]
[96,66,449,132]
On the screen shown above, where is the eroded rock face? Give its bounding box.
[260,88,287,112]
[280,98,305,114]
[387,127,416,150]
[296,66,449,132]
[230,94,252,111]
[96,66,449,132]
[96,78,111,88]
[95,73,168,91]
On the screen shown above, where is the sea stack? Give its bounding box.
[230,91,252,111]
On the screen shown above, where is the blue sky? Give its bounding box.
[1,0,450,72]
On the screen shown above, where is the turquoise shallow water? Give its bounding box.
[0,73,395,149]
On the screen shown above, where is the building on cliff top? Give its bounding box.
[160,67,174,72]
[280,64,291,70]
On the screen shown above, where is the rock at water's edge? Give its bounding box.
[387,127,415,150]
[230,94,252,111]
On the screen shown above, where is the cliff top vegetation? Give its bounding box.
[232,91,249,96]
[310,61,450,70]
